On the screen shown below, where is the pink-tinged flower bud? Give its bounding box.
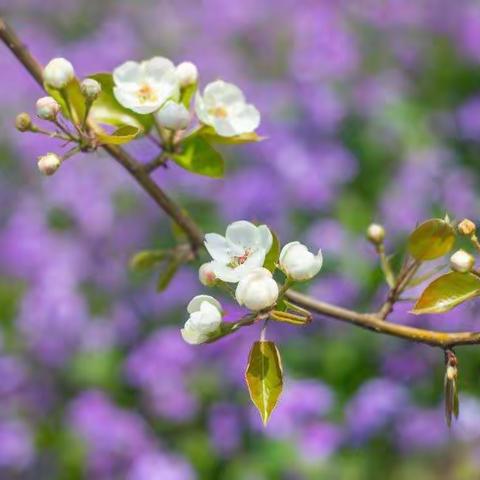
[80,78,101,101]
[15,113,32,132]
[36,96,60,120]
[235,267,279,311]
[176,61,198,87]
[366,223,385,245]
[199,262,216,286]
[43,58,75,89]
[37,153,62,176]
[450,249,475,273]
[458,219,476,236]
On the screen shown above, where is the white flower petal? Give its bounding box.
[181,324,204,344]
[225,220,259,249]
[210,118,238,137]
[279,241,299,264]
[113,61,143,86]
[187,294,222,314]
[143,56,175,83]
[195,92,211,125]
[257,225,273,252]
[229,104,261,135]
[211,263,243,283]
[204,233,231,263]
[204,80,245,105]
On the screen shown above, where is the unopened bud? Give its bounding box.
[366,223,385,245]
[15,113,32,132]
[43,57,75,89]
[80,78,101,101]
[155,100,190,130]
[176,61,198,87]
[37,153,62,176]
[199,262,217,286]
[450,249,475,273]
[458,219,476,236]
[36,96,60,120]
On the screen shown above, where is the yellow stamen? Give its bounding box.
[137,84,157,103]
[209,106,228,119]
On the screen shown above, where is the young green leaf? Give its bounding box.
[87,73,153,131]
[245,341,283,426]
[129,249,168,271]
[411,271,480,314]
[45,79,86,125]
[180,82,197,108]
[172,136,224,178]
[96,125,141,145]
[263,230,280,272]
[156,257,181,292]
[407,218,456,261]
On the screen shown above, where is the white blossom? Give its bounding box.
[43,58,75,89]
[36,97,60,120]
[199,262,217,286]
[176,61,198,87]
[204,220,272,283]
[195,80,260,137]
[155,100,190,130]
[279,241,323,281]
[450,249,475,273]
[113,57,180,114]
[235,268,279,311]
[181,295,222,345]
[37,153,62,176]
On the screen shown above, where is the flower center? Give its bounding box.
[209,106,228,119]
[137,84,157,103]
[228,249,251,268]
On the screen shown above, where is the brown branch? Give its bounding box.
[284,290,480,348]
[2,15,480,350]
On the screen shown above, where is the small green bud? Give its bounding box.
[80,78,101,101]
[15,112,32,132]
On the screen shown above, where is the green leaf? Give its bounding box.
[181,82,197,108]
[157,257,180,292]
[411,271,480,314]
[96,125,141,145]
[172,136,224,178]
[88,73,153,131]
[408,218,456,261]
[245,341,283,426]
[198,126,266,145]
[270,310,311,326]
[263,230,280,272]
[45,79,86,125]
[129,249,168,271]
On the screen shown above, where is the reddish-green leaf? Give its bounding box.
[408,218,456,261]
[245,341,283,426]
[411,271,480,314]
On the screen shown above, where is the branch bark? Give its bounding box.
[2,15,479,350]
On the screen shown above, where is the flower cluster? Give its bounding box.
[113,56,260,137]
[181,220,323,344]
